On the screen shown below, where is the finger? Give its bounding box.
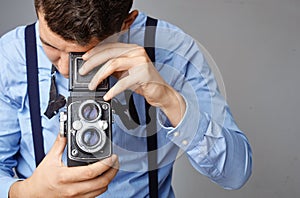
[47,133,67,158]
[103,76,134,101]
[100,156,119,182]
[82,42,137,60]
[72,158,119,196]
[61,154,118,183]
[72,160,119,195]
[89,55,150,91]
[80,48,126,75]
[103,61,153,101]
[88,57,137,90]
[80,45,142,75]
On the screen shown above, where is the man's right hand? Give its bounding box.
[9,134,119,198]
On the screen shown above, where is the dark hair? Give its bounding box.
[35,0,133,46]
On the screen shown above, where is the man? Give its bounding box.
[0,0,252,197]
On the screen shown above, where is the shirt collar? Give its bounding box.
[35,21,43,47]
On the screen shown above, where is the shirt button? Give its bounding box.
[174,131,180,137]
[182,140,188,146]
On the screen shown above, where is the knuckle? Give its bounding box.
[85,170,95,179]
[102,186,108,193]
[110,58,120,68]
[135,45,146,54]
[55,172,66,184]
[64,189,78,198]
[138,56,149,64]
[97,186,108,195]
[101,177,110,187]
[104,48,114,57]
[128,45,145,56]
[85,166,96,178]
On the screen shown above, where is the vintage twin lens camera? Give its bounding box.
[61,52,112,167]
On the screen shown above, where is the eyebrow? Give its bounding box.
[39,36,60,50]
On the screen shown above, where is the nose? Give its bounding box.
[57,52,70,77]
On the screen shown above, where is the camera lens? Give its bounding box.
[82,103,99,121]
[76,127,107,153]
[79,100,101,122]
[82,129,100,147]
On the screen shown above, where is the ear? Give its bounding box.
[121,10,139,31]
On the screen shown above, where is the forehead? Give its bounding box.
[38,11,99,53]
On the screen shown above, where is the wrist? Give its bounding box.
[159,86,186,127]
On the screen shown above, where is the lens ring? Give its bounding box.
[78,100,102,122]
[82,129,100,147]
[76,127,107,153]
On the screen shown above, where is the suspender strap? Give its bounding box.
[25,23,45,166]
[145,16,159,198]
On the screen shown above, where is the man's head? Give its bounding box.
[34,0,137,77]
[35,0,133,46]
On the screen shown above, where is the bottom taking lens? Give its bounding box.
[82,129,100,147]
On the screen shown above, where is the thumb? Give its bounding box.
[47,133,67,158]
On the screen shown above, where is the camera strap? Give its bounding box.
[144,16,159,198]
[25,23,45,166]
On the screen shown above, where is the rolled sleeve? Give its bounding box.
[158,93,208,152]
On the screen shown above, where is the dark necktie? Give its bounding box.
[44,65,66,119]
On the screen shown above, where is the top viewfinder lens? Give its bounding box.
[80,101,101,122]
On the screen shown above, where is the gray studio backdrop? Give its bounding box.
[1,0,299,198]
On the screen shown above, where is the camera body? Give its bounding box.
[63,52,112,167]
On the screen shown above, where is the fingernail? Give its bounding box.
[103,94,108,101]
[88,82,95,90]
[79,66,85,75]
[82,52,88,60]
[111,154,118,163]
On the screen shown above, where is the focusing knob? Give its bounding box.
[98,120,108,130]
[72,120,83,130]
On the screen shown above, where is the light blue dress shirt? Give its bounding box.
[0,12,252,197]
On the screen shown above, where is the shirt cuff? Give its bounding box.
[157,94,209,151]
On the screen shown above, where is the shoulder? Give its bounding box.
[132,11,186,35]
[0,25,28,74]
[0,25,27,59]
[0,26,28,105]
[135,12,202,63]
[131,11,196,49]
